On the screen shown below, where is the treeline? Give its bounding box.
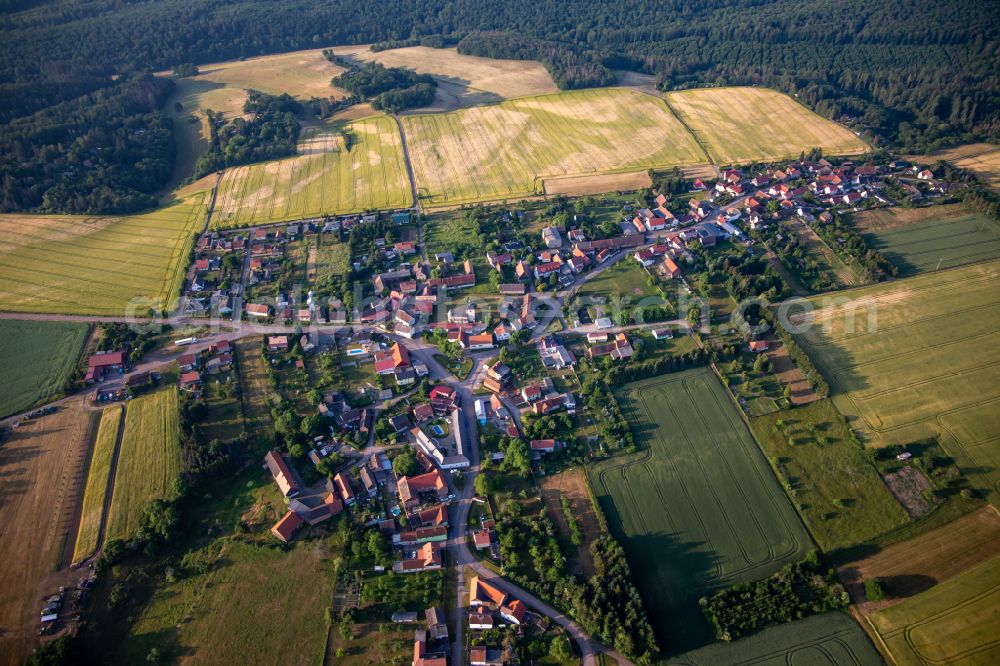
[816,214,895,282]
[457,31,615,90]
[2,0,997,150]
[194,91,301,177]
[759,307,830,398]
[605,346,738,386]
[0,74,175,214]
[700,551,848,641]
[329,60,436,113]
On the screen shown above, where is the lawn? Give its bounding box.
[577,261,663,310]
[665,611,882,666]
[793,259,1000,505]
[851,204,1000,276]
[0,320,88,418]
[402,87,709,206]
[869,553,1000,666]
[589,368,811,652]
[105,388,182,541]
[72,406,125,563]
[750,399,909,551]
[0,195,206,315]
[665,87,869,164]
[211,117,413,228]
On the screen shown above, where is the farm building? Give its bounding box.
[265,449,301,498]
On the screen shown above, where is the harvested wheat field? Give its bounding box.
[0,195,206,315]
[0,398,96,666]
[911,143,1000,191]
[666,87,869,164]
[839,507,1000,614]
[543,171,652,196]
[403,87,709,206]
[332,45,558,111]
[211,117,412,228]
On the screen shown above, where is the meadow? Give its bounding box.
[852,204,1000,276]
[0,195,206,316]
[751,400,909,551]
[0,320,88,418]
[794,260,1000,503]
[402,87,709,206]
[665,87,869,164]
[665,611,882,666]
[72,406,125,563]
[105,388,182,541]
[210,117,412,228]
[589,368,811,652]
[869,553,1000,666]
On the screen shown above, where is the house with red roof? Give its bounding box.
[270,510,303,543]
[397,469,449,508]
[374,343,410,375]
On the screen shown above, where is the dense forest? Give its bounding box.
[1,0,997,148]
[0,74,175,214]
[0,0,998,212]
[194,91,301,177]
[328,59,436,113]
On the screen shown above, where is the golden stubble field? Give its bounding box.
[666,87,870,164]
[0,195,206,316]
[210,116,412,228]
[0,398,96,666]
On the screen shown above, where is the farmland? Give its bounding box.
[912,143,1000,191]
[750,400,909,551]
[665,611,882,666]
[0,195,206,316]
[794,260,1000,502]
[402,88,708,206]
[0,399,95,666]
[665,87,869,164]
[105,388,182,541]
[331,44,558,111]
[72,407,125,562]
[589,368,811,652]
[851,204,1000,276]
[0,320,88,418]
[839,506,1000,612]
[869,553,1000,666]
[210,118,412,228]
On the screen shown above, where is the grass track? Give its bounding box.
[105,389,181,541]
[72,407,124,561]
[588,367,811,652]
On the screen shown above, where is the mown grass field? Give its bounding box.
[589,368,811,652]
[665,87,869,164]
[105,388,182,541]
[0,320,88,418]
[210,118,412,228]
[666,611,882,666]
[869,553,1000,666]
[852,204,1000,276]
[72,406,124,562]
[0,195,205,315]
[402,87,709,206]
[751,400,909,551]
[794,260,1000,503]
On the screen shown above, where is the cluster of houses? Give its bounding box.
[409,386,470,470]
[461,576,537,664]
[411,606,449,666]
[177,339,233,395]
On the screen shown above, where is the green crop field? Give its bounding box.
[794,260,1000,503]
[854,205,1000,276]
[665,87,869,164]
[666,611,882,665]
[105,388,182,541]
[750,400,909,552]
[589,368,811,652]
[72,407,124,562]
[210,117,412,228]
[402,88,709,206]
[0,196,205,316]
[869,553,1000,666]
[0,320,89,418]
